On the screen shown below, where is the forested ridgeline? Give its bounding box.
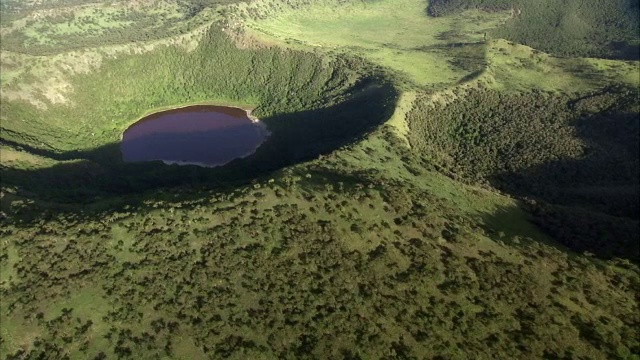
[0,0,339,54]
[1,0,118,12]
[0,0,245,54]
[0,13,197,55]
[0,0,99,19]
[407,87,640,259]
[427,0,640,59]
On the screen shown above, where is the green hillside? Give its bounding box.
[428,0,640,59]
[1,0,639,358]
[407,86,639,259]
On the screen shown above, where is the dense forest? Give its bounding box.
[407,87,639,259]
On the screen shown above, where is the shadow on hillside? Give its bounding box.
[491,109,639,218]
[608,40,640,61]
[480,202,639,261]
[1,83,398,207]
[1,138,93,162]
[564,58,639,88]
[413,41,488,81]
[485,109,639,261]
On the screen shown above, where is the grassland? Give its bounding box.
[1,0,639,358]
[243,0,507,87]
[483,39,640,93]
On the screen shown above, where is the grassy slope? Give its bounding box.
[2,128,638,359]
[244,0,509,87]
[483,39,639,92]
[0,22,212,107]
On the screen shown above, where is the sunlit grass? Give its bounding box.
[484,39,640,92]
[246,0,509,87]
[245,0,638,93]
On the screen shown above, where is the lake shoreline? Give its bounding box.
[121,104,270,168]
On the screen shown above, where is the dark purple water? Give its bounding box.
[120,105,267,167]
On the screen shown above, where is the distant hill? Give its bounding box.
[428,0,640,59]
